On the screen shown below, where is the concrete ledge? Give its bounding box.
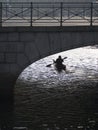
[0,26,98,32]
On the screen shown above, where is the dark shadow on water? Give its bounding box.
[0,101,14,130]
[0,74,15,129]
[14,82,98,130]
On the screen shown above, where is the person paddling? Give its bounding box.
[54,55,63,65]
[53,55,66,72]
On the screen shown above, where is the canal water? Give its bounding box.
[14,45,98,130]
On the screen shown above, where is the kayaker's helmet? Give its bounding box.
[58,55,61,59]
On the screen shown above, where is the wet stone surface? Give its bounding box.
[14,45,98,130]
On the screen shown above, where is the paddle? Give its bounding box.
[46,63,53,67]
[46,56,67,67]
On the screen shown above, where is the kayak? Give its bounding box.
[54,63,66,72]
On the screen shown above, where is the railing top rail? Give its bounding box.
[1,2,98,8]
[0,2,97,4]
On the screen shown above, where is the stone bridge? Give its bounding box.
[0,26,98,100]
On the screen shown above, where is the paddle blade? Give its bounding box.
[46,64,52,67]
[63,57,67,59]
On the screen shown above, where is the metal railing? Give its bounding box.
[0,2,98,26]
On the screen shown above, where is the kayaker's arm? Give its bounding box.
[46,60,55,67]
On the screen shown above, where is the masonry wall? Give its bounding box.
[0,26,98,77]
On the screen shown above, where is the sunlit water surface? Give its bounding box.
[14,45,98,130]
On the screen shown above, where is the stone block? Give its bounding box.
[0,53,5,62]
[17,44,24,52]
[8,33,19,41]
[34,33,50,54]
[5,53,17,63]
[25,42,39,62]
[17,53,28,67]
[0,33,8,41]
[79,32,94,46]
[0,44,6,52]
[20,32,36,41]
[47,32,62,52]
[0,64,10,73]
[10,64,20,75]
[5,42,24,52]
[6,44,17,53]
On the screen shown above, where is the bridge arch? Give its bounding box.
[0,26,98,100]
[15,26,98,78]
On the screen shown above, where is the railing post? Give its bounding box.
[60,2,63,27]
[6,4,7,17]
[0,2,2,27]
[21,4,23,18]
[53,4,55,17]
[30,2,33,27]
[90,2,93,26]
[68,7,70,19]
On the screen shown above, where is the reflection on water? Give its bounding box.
[14,45,98,130]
